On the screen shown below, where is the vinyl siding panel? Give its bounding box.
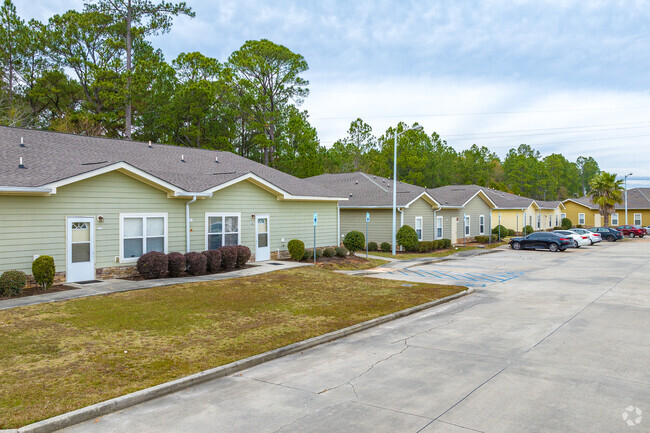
[189,180,338,254]
[462,195,493,238]
[403,198,435,241]
[491,204,536,232]
[340,208,397,245]
[563,202,597,227]
[437,209,460,243]
[0,171,186,275]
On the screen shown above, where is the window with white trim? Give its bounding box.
[436,216,443,239]
[561,213,566,220]
[548,215,552,227]
[529,215,532,226]
[120,214,167,261]
[415,217,423,241]
[611,213,619,226]
[537,214,541,229]
[479,215,485,235]
[206,213,240,250]
[464,215,470,236]
[634,213,642,225]
[578,213,585,225]
[555,215,559,227]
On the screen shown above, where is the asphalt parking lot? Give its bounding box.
[61,239,649,433]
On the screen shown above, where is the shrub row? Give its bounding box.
[491,225,516,237]
[136,246,251,280]
[417,239,452,252]
[475,234,498,243]
[287,238,349,261]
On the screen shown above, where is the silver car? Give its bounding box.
[570,228,602,245]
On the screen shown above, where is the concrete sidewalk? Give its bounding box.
[0,261,310,311]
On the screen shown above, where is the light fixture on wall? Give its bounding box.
[97,215,104,223]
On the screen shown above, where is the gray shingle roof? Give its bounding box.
[307,172,430,207]
[481,187,536,209]
[427,184,485,207]
[564,189,650,210]
[0,126,340,198]
[536,200,563,209]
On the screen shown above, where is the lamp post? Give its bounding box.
[624,172,633,225]
[392,124,423,255]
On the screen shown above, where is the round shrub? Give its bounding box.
[32,255,55,289]
[202,249,222,274]
[335,246,348,257]
[368,241,378,251]
[0,270,27,297]
[136,251,168,280]
[220,246,237,270]
[167,252,186,277]
[236,246,251,268]
[441,238,452,248]
[492,225,508,237]
[185,251,207,276]
[302,249,313,260]
[380,242,391,252]
[315,248,323,259]
[396,225,419,251]
[323,247,335,257]
[523,225,535,235]
[507,229,516,236]
[287,239,305,262]
[343,230,365,254]
[561,218,573,230]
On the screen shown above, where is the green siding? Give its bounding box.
[463,195,493,237]
[437,209,459,242]
[0,172,338,276]
[189,181,338,254]
[0,171,186,274]
[403,198,435,241]
[340,208,397,245]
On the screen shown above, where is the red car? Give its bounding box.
[616,225,645,238]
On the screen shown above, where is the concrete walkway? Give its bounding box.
[0,261,310,311]
[59,238,650,433]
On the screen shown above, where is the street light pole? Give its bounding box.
[624,172,633,225]
[392,125,423,255]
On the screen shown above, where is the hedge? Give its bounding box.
[203,249,222,274]
[236,246,251,268]
[167,252,186,277]
[220,246,237,270]
[136,251,168,279]
[335,246,348,257]
[380,242,391,252]
[396,225,419,251]
[475,234,498,243]
[185,251,207,276]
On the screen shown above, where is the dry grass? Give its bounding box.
[371,243,507,260]
[0,267,463,428]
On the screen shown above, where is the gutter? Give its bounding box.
[0,186,52,194]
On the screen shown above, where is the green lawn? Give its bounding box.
[0,266,463,428]
[370,242,507,260]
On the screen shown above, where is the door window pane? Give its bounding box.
[146,237,164,253]
[258,233,268,248]
[71,224,90,242]
[147,217,164,237]
[71,243,90,263]
[124,238,143,258]
[257,218,268,233]
[124,218,143,237]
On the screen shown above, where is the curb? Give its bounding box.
[15,288,474,433]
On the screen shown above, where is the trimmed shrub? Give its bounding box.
[203,249,222,274]
[561,218,573,230]
[32,255,55,289]
[343,230,365,254]
[396,225,419,251]
[523,225,535,235]
[302,249,313,260]
[576,224,584,228]
[136,251,168,279]
[167,252,186,277]
[185,251,207,276]
[220,246,237,270]
[418,241,437,252]
[236,246,251,268]
[507,229,516,236]
[0,270,27,297]
[368,241,378,251]
[475,235,498,243]
[287,239,305,262]
[380,242,391,252]
[492,225,508,237]
[323,247,335,257]
[441,239,452,248]
[335,247,348,257]
[552,226,562,231]
[315,248,323,259]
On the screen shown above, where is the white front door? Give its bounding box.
[66,217,95,282]
[255,215,270,261]
[451,217,458,245]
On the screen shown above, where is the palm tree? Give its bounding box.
[588,172,624,227]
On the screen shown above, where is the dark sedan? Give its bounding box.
[589,227,623,242]
[509,232,573,252]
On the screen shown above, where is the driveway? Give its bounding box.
[60,240,649,433]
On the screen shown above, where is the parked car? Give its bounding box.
[509,232,573,252]
[615,225,645,238]
[633,225,648,235]
[570,228,602,244]
[589,227,623,242]
[553,230,590,248]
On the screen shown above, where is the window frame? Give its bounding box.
[119,213,168,263]
[436,215,443,239]
[611,213,619,226]
[464,215,470,236]
[414,216,423,241]
[205,212,242,250]
[479,215,485,235]
[634,213,642,226]
[578,213,585,225]
[561,213,566,220]
[537,214,541,229]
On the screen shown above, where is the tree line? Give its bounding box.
[0,0,600,199]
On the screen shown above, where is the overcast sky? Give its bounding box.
[16,0,650,186]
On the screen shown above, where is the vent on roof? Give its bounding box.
[211,171,237,175]
[354,180,358,184]
[20,137,25,147]
[81,161,108,166]
[181,154,185,162]
[349,193,353,197]
[215,156,219,163]
[19,157,25,169]
[148,140,152,148]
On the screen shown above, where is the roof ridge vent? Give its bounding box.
[20,137,25,147]
[148,140,153,148]
[19,157,25,168]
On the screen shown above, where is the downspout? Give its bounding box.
[398,208,404,251]
[433,208,439,240]
[337,203,341,247]
[186,196,197,253]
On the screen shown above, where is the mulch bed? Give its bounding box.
[1,284,75,300]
